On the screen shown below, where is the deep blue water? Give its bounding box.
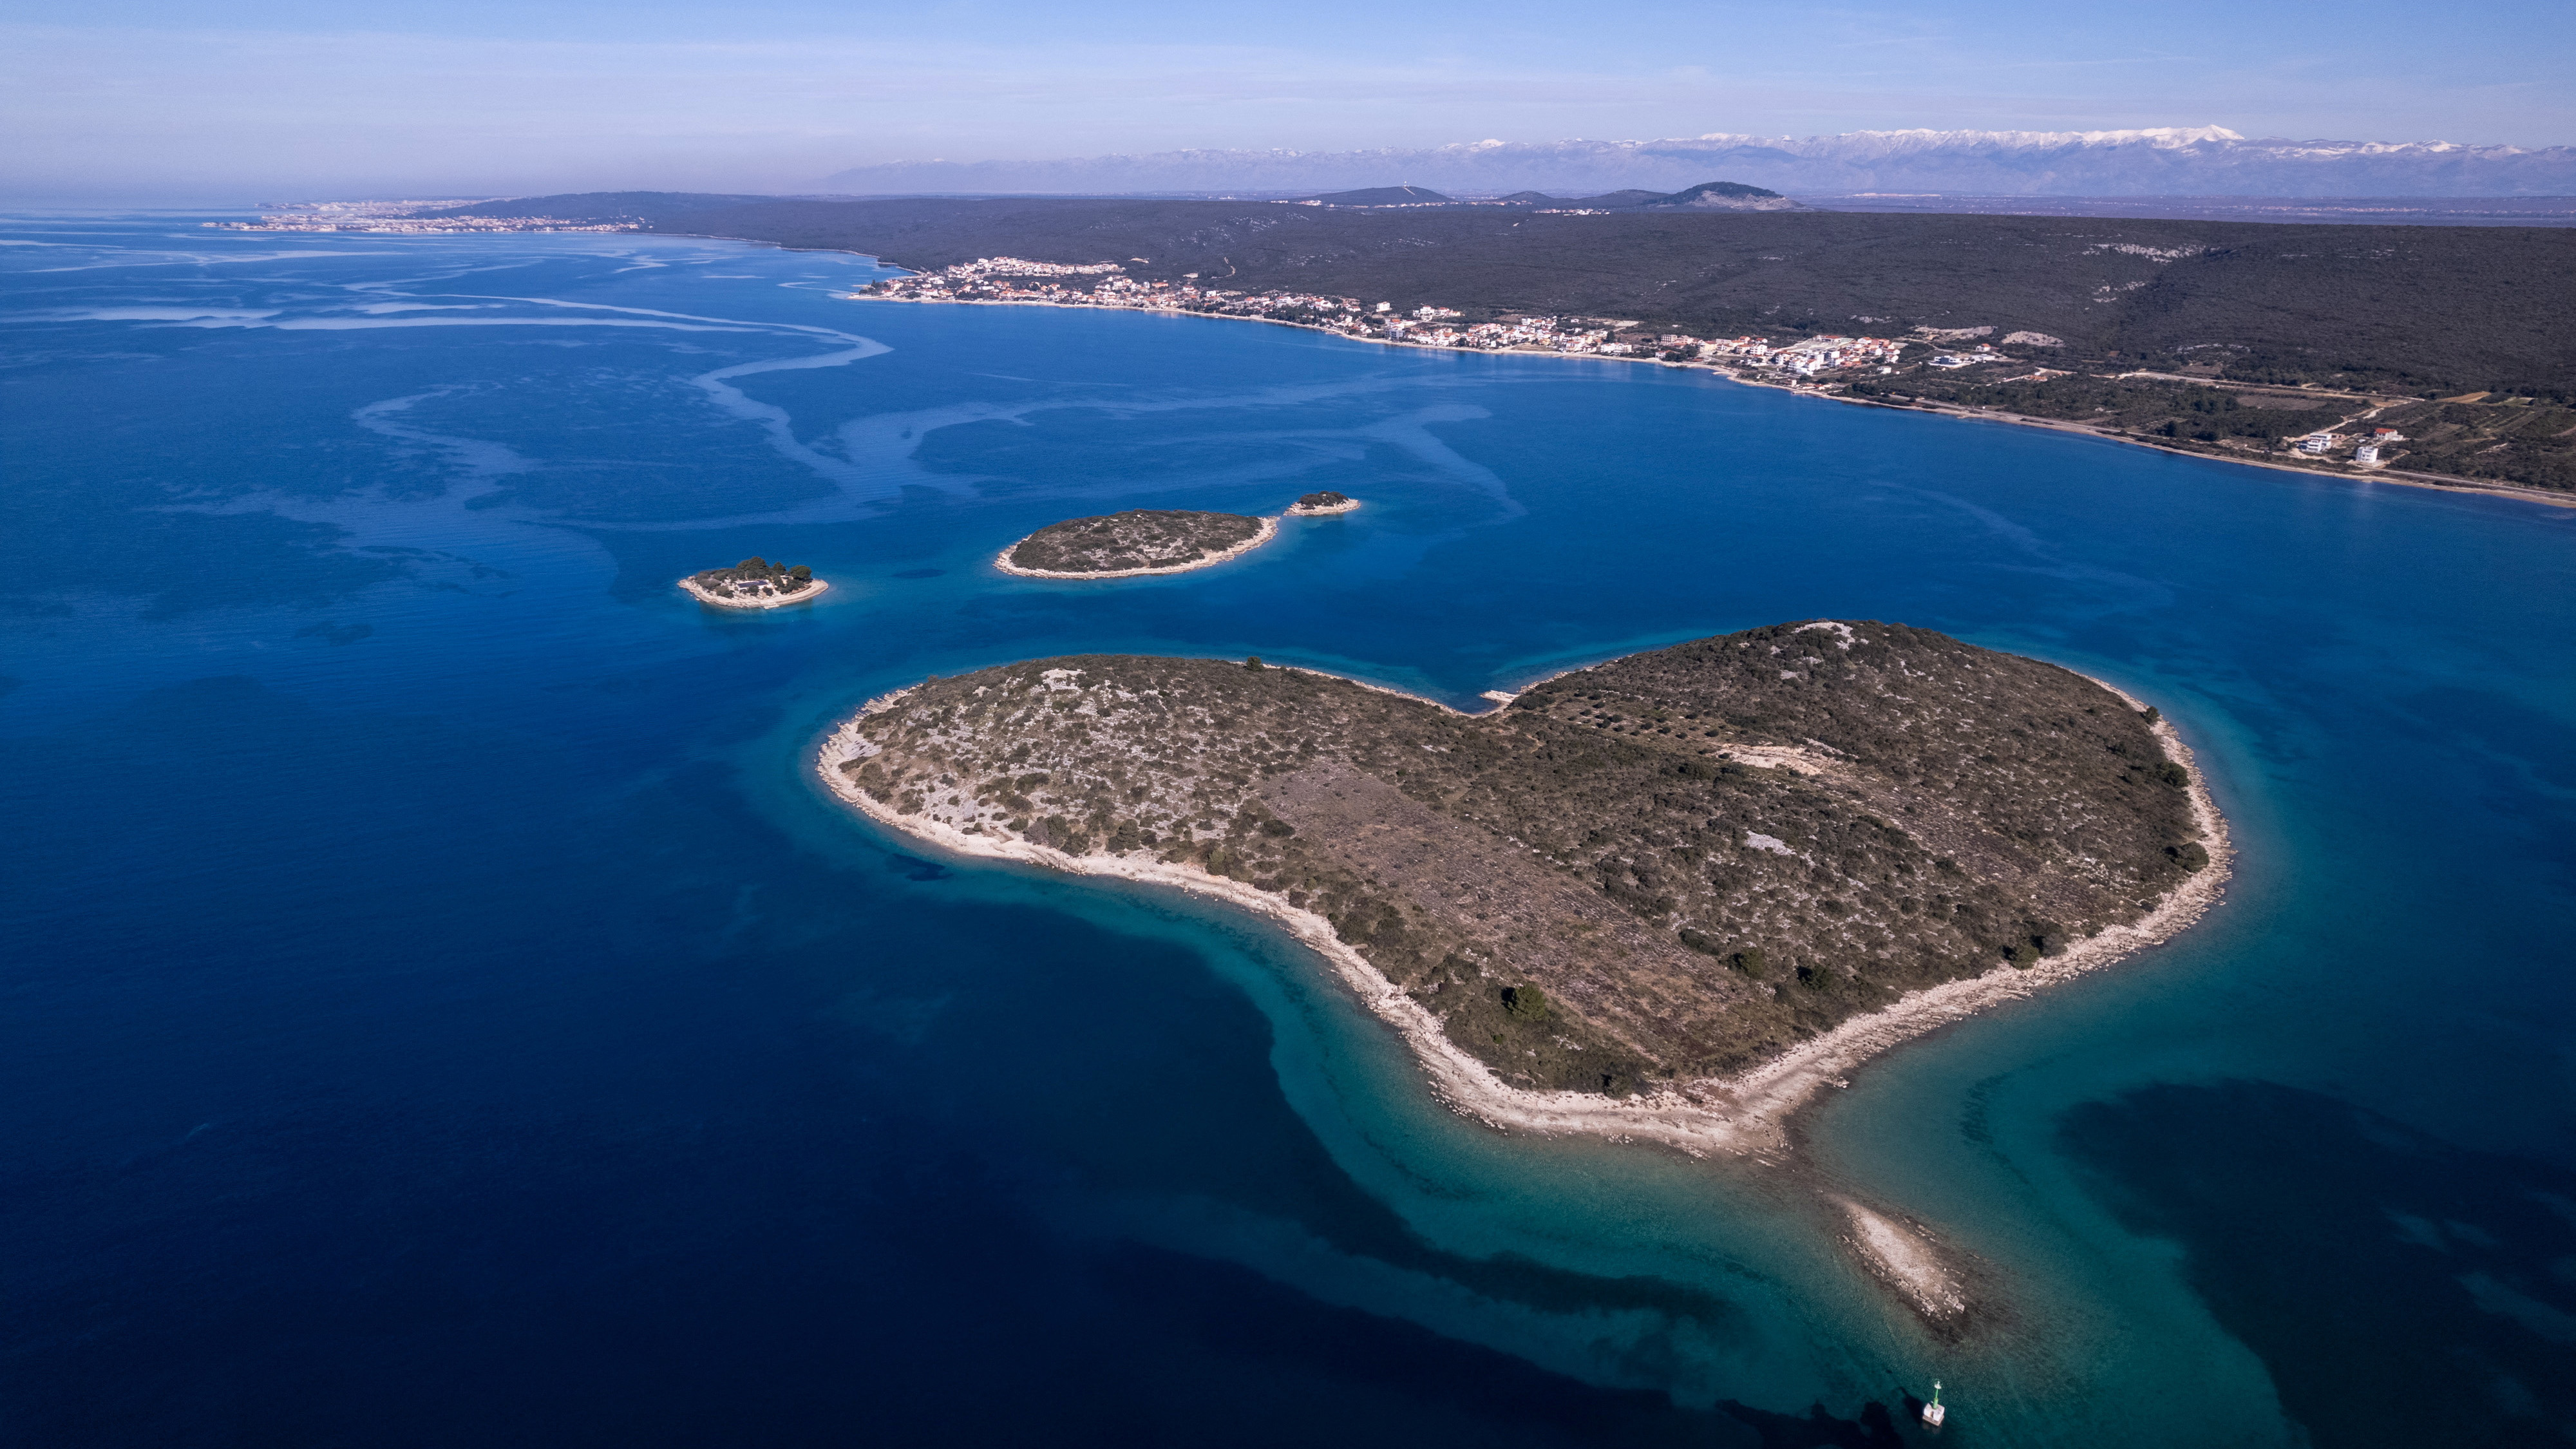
[4,216,2572,1448]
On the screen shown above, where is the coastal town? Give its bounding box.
[851,257,2467,478]
[851,258,1909,377]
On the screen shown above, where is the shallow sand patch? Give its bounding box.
[1839,1198,1973,1323]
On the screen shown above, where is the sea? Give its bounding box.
[3,215,2571,1448]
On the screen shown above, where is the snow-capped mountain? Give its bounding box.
[817,128,2576,197]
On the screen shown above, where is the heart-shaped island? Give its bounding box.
[821,621,2224,1165]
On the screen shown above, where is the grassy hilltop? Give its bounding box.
[836,623,2208,1094]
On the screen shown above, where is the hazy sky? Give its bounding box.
[6,0,2570,202]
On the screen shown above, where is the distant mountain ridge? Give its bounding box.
[820,127,2576,198]
[1293,182,1798,211]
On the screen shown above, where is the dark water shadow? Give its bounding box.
[2061,1081,2576,1448]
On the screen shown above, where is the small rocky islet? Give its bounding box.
[829,621,2211,1094]
[998,509,1270,577]
[681,556,826,607]
[998,494,1363,578]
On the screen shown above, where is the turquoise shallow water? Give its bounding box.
[4,216,2572,1447]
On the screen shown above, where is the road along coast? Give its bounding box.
[1823,391,2576,511]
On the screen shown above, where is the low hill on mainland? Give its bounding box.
[1630,180,1801,211]
[1296,186,1454,206]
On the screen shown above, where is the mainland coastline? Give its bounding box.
[844,288,2575,512]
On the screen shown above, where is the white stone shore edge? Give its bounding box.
[679,576,831,610]
[1285,499,1362,516]
[814,670,2230,1168]
[994,515,1280,580]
